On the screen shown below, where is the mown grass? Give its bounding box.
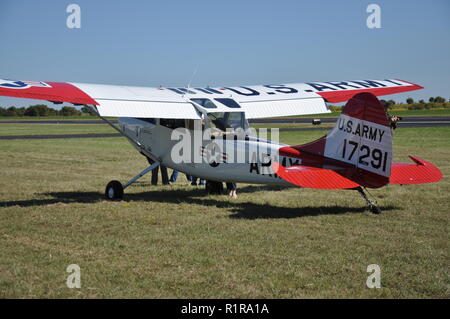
[0,126,448,298]
[0,108,448,122]
[282,109,450,118]
[0,116,100,121]
[0,124,115,136]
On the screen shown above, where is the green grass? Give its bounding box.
[0,116,118,121]
[0,127,449,298]
[386,109,450,117]
[0,108,448,122]
[279,108,450,118]
[0,124,116,136]
[0,115,100,121]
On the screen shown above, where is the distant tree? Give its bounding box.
[429,97,435,103]
[386,100,396,106]
[16,107,26,116]
[59,106,81,116]
[0,107,6,116]
[419,99,425,104]
[24,104,55,116]
[434,96,445,103]
[24,106,39,116]
[81,105,95,115]
[6,106,19,116]
[406,97,414,104]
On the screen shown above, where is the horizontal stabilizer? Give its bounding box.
[390,156,442,184]
[272,162,360,189]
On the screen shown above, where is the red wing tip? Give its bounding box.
[395,79,424,89]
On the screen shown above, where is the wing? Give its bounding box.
[0,78,422,119]
[0,79,199,119]
[196,79,422,118]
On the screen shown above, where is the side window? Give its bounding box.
[160,118,185,129]
[190,98,217,109]
[137,118,156,124]
[214,98,241,108]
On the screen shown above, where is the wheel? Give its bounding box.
[105,180,124,200]
[369,205,382,215]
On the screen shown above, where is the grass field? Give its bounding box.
[282,108,450,118]
[0,124,115,136]
[0,124,449,298]
[0,108,449,122]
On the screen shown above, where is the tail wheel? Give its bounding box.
[369,204,382,215]
[105,180,124,200]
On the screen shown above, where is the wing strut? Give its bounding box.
[90,105,159,162]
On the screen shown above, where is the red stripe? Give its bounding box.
[317,84,423,103]
[0,82,98,105]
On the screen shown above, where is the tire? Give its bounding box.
[370,205,382,215]
[105,180,124,200]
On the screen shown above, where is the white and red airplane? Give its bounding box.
[0,78,442,213]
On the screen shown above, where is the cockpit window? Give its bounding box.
[214,98,241,108]
[207,112,245,131]
[190,98,217,109]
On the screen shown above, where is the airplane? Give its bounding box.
[0,78,442,214]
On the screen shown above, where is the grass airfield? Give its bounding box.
[0,122,448,298]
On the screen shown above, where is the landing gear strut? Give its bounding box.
[355,187,381,214]
[105,161,160,200]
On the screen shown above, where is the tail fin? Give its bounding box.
[279,92,392,188]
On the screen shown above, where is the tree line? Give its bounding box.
[0,104,94,117]
[328,96,449,112]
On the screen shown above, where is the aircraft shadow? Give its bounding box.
[0,185,398,219]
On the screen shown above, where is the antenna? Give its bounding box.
[183,64,199,98]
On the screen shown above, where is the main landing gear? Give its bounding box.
[355,186,381,214]
[105,161,160,200]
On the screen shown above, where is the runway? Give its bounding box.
[0,116,449,140]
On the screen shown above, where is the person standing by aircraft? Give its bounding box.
[381,100,401,130]
[191,176,205,186]
[169,169,179,183]
[147,158,170,185]
[226,182,237,198]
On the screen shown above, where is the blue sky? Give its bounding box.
[0,0,449,107]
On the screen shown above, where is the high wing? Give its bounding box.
[0,78,422,119]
